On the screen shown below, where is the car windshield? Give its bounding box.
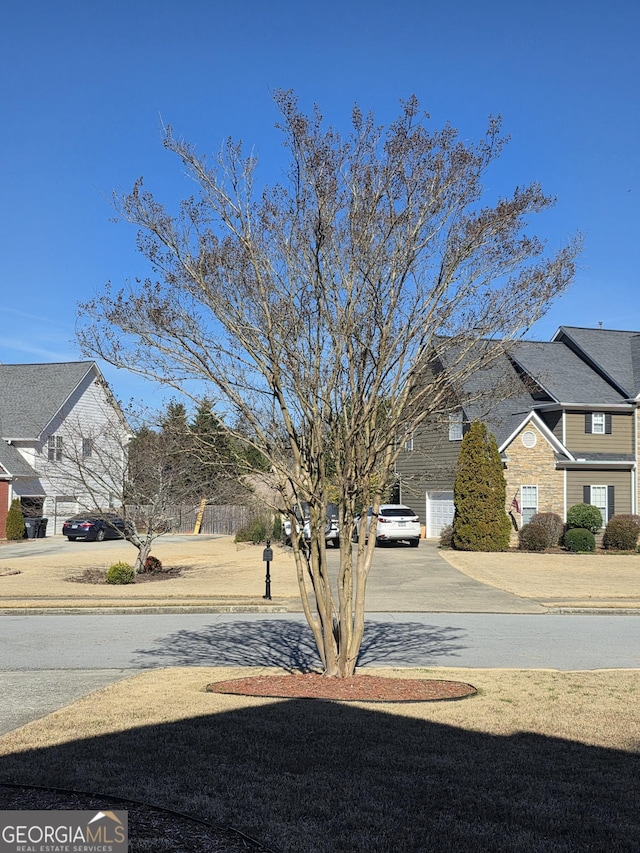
[381,507,415,517]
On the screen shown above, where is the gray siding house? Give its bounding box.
[0,361,129,536]
[396,326,640,538]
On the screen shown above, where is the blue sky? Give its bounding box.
[1,0,638,406]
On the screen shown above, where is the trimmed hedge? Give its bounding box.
[566,503,603,534]
[564,527,596,553]
[602,514,640,550]
[529,512,564,547]
[518,522,549,552]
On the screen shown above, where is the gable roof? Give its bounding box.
[434,339,538,446]
[508,340,628,405]
[0,440,38,478]
[552,326,640,399]
[498,409,573,459]
[0,361,97,440]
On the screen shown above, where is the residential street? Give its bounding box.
[0,535,639,735]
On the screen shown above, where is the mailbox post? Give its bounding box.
[262,539,273,600]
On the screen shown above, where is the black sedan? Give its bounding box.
[62,514,131,542]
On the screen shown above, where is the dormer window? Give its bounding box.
[585,413,611,434]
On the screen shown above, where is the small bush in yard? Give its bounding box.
[235,516,271,544]
[106,562,135,584]
[566,503,603,534]
[529,512,564,547]
[143,555,163,573]
[602,514,640,550]
[5,499,25,540]
[439,524,453,548]
[564,528,596,553]
[518,522,549,552]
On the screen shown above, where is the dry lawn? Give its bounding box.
[0,537,301,608]
[440,548,640,608]
[0,666,638,852]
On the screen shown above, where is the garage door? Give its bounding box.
[426,491,455,538]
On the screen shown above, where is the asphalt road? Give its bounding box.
[1,610,639,734]
[2,611,639,672]
[1,537,638,735]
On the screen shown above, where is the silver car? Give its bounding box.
[284,502,340,548]
[352,504,421,547]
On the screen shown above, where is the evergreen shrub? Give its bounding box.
[518,522,549,552]
[566,503,603,534]
[564,528,596,553]
[235,516,271,544]
[106,562,135,584]
[529,512,564,547]
[272,514,282,542]
[602,514,640,550]
[452,420,511,552]
[5,499,25,541]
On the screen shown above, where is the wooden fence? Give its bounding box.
[126,504,261,535]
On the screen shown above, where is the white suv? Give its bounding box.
[352,504,421,547]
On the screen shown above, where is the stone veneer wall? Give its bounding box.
[502,423,565,540]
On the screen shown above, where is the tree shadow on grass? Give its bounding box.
[0,697,637,852]
[130,619,468,672]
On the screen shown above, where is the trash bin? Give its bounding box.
[37,518,48,538]
[24,518,37,539]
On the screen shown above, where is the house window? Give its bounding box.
[586,484,608,526]
[82,438,93,458]
[403,426,414,452]
[47,435,63,462]
[521,485,538,526]
[448,412,463,441]
[585,413,611,434]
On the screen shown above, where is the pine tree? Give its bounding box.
[452,420,511,551]
[5,498,25,540]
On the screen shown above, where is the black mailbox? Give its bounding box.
[263,547,273,562]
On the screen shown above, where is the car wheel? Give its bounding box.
[375,537,383,547]
[95,529,105,542]
[67,536,77,541]
[351,531,359,543]
[333,538,340,548]
[410,538,419,548]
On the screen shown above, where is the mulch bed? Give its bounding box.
[67,567,184,584]
[206,673,477,702]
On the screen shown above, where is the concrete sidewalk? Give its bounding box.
[1,534,639,613]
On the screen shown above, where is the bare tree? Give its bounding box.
[78,92,580,676]
[50,410,201,572]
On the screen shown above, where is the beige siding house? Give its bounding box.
[396,326,640,538]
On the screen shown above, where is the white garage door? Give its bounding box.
[426,491,455,538]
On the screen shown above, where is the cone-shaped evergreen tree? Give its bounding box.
[5,498,25,540]
[452,420,511,551]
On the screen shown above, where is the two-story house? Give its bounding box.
[396,326,640,538]
[0,361,129,537]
